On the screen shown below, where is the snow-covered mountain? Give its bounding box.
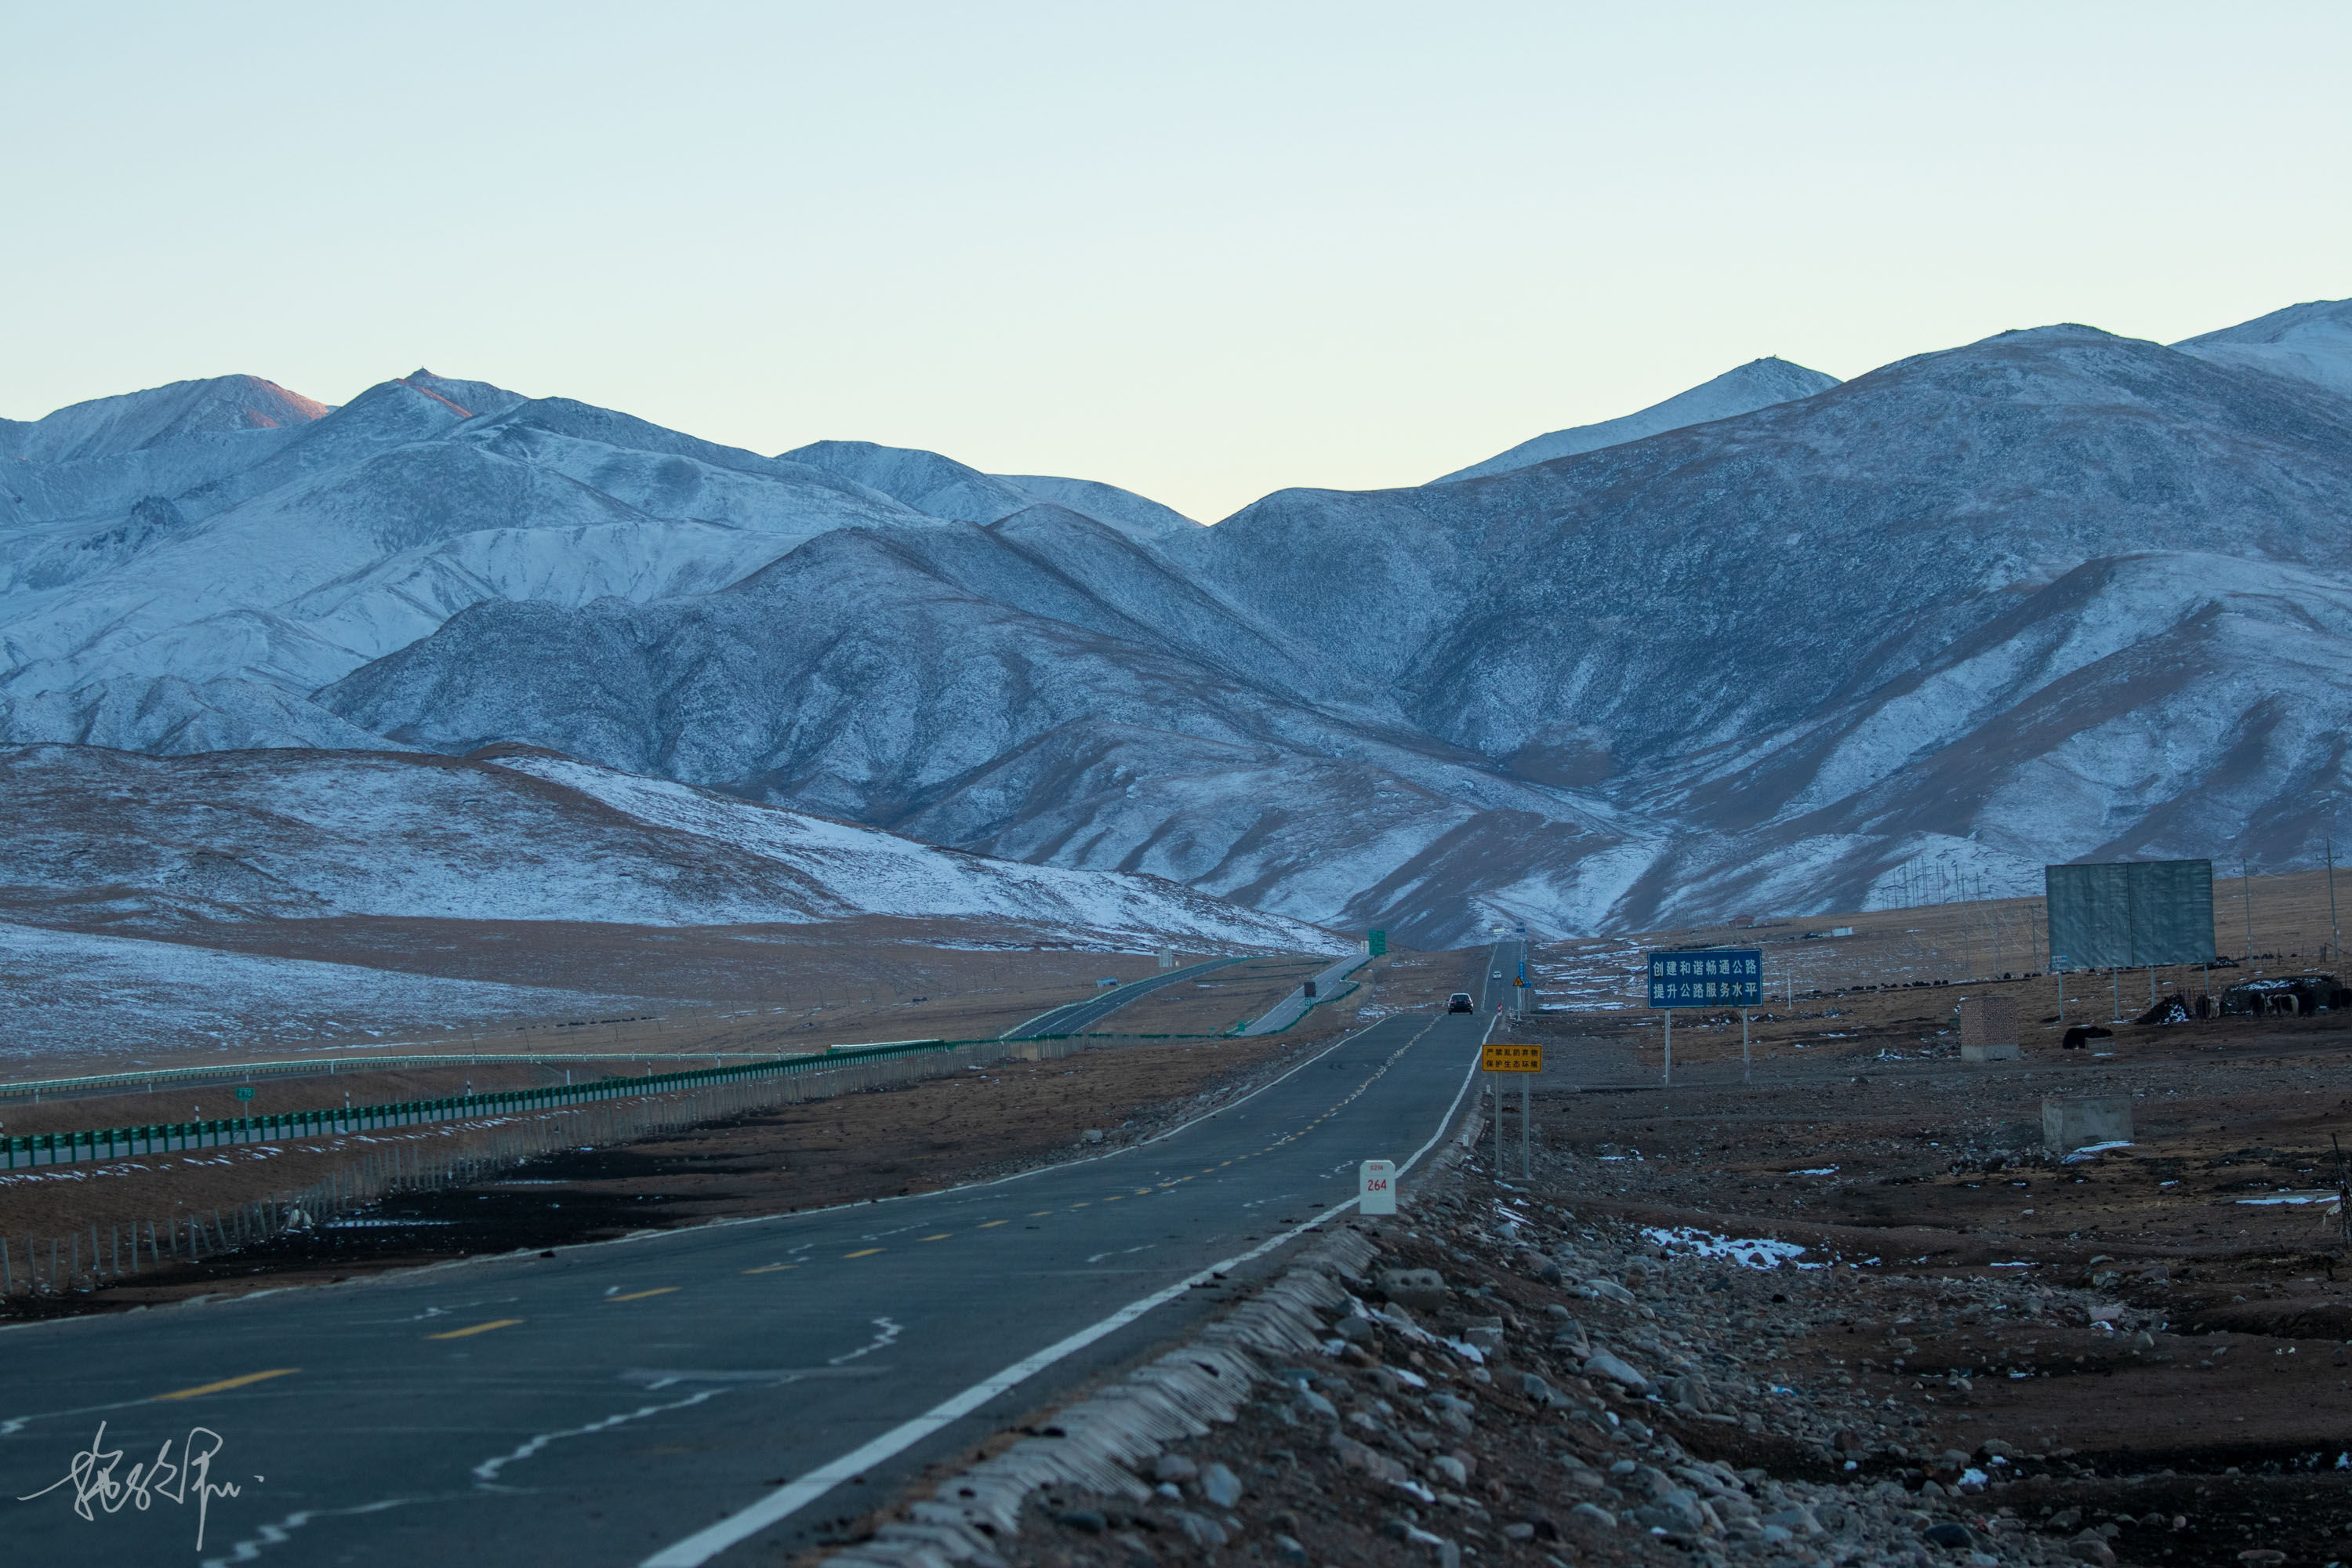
[9,297,2352,947]
[2174,297,2352,399]
[1431,356,1840,482]
[0,376,1199,753]
[1168,318,2352,931]
[315,505,1627,938]
[0,742,1337,951]
[779,440,1202,539]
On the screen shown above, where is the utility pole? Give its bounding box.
[2328,837,2341,964]
[2241,857,2256,961]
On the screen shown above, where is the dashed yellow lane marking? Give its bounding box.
[919,1233,952,1242]
[743,1264,796,1274]
[426,1318,523,1341]
[1103,1196,1122,1203]
[154,1369,300,1402]
[843,1249,884,1260]
[1070,1202,1090,1208]
[978,1220,1008,1229]
[609,1287,681,1302]
[1029,1210,1054,1217]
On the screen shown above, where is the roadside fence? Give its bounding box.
[0,1029,1132,1299]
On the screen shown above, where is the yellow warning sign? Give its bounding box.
[1481,1043,1543,1073]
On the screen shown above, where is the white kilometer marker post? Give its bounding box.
[1358,1159,1397,1215]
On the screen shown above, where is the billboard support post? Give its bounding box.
[1663,1011,1672,1087]
[1741,1009,1750,1083]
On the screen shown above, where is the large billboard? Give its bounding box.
[1647,949,1763,1007]
[2045,859,2214,968]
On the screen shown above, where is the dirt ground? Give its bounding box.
[946,1004,2352,1568]
[0,912,1304,1080]
[0,949,1468,1320]
[1531,866,2344,1016]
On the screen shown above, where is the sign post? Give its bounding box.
[1645,950,1764,1086]
[1359,1159,1397,1216]
[1480,1043,1542,1179]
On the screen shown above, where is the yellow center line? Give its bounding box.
[426,1318,524,1341]
[1029,1210,1054,1217]
[978,1220,1008,1229]
[609,1287,681,1302]
[843,1248,884,1259]
[743,1264,797,1274]
[1069,1202,1090,1208]
[1102,1196,1122,1203]
[153,1369,299,1402]
[918,1233,952,1242]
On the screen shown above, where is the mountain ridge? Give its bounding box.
[6,296,2350,943]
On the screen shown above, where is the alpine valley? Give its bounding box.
[8,298,2351,950]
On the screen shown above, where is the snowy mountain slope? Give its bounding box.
[1599,550,2352,927]
[993,474,1200,537]
[1431,356,1839,482]
[1,374,326,463]
[1156,321,2352,927]
[0,379,943,750]
[297,314,2352,941]
[314,512,1635,941]
[0,380,1214,757]
[15,297,2352,946]
[781,439,1200,537]
[782,440,1063,523]
[2174,296,2352,400]
[0,916,650,1062]
[0,743,1341,953]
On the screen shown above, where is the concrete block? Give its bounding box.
[2042,1095,2132,1152]
[1960,995,2019,1052]
[1962,1040,2021,1062]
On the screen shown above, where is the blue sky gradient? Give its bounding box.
[4,2,2347,519]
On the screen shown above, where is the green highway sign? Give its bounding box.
[234,1086,256,1102]
[1367,929,1387,956]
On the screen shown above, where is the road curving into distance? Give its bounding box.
[0,946,1519,1566]
[997,954,1252,1039]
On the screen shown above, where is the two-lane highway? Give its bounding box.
[0,949,1514,1567]
[999,954,1247,1038]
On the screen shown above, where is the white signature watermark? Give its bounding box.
[16,1421,256,1551]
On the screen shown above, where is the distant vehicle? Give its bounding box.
[1491,971,1502,979]
[1446,993,1475,1013]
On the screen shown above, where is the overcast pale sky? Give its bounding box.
[4,2,2347,520]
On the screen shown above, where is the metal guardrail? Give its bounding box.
[0,1049,839,1102]
[0,1032,1229,1171]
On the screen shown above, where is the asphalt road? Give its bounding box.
[998,955,1250,1039]
[1240,953,1370,1035]
[0,948,1515,1567]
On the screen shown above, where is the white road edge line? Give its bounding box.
[639,1006,1498,1568]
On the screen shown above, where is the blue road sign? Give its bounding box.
[1647,949,1763,1007]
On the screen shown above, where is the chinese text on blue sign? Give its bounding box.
[1646,949,1763,1007]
